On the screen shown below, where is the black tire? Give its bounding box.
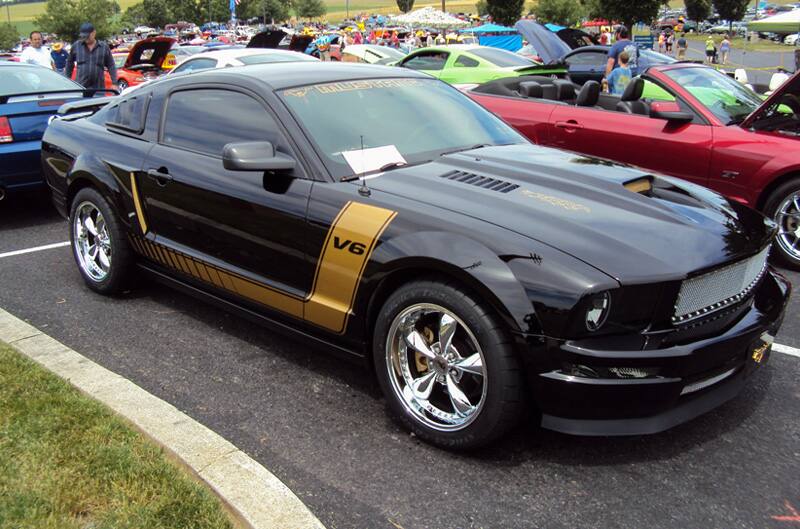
[69,187,133,294]
[373,279,524,449]
[117,79,128,91]
[763,177,800,270]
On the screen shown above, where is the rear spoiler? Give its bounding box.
[53,94,118,122]
[0,87,117,105]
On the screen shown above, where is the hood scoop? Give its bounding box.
[440,170,520,194]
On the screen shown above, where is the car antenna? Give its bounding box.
[358,135,370,197]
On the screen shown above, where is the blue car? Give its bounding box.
[0,63,98,200]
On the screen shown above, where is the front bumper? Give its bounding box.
[531,269,790,436]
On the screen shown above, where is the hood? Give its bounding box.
[247,29,287,49]
[514,20,571,65]
[124,37,176,69]
[740,69,800,128]
[367,144,773,283]
[555,28,596,49]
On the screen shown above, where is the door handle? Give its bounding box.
[554,120,583,131]
[147,168,172,185]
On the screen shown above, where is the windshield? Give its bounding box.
[469,47,536,68]
[237,52,316,64]
[279,78,524,179]
[368,46,405,60]
[639,49,678,65]
[0,65,82,97]
[662,67,762,124]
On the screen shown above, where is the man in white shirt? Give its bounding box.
[20,31,54,69]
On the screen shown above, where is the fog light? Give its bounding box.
[585,292,610,332]
[608,367,660,379]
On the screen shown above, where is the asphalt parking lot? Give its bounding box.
[1,191,799,529]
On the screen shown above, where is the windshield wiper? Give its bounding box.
[340,161,410,182]
[439,143,493,157]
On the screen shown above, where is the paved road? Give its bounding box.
[1,192,799,529]
[682,40,797,86]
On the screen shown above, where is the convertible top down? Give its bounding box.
[42,63,790,448]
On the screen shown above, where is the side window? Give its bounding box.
[454,55,479,68]
[105,94,148,133]
[401,52,449,71]
[172,58,217,74]
[162,89,283,156]
[565,52,606,66]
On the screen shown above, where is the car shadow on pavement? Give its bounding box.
[0,190,63,231]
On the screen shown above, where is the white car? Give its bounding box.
[784,33,800,46]
[341,44,407,65]
[121,48,317,94]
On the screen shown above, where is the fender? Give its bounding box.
[66,150,132,224]
[753,158,800,208]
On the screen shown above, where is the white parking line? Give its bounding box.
[774,343,800,358]
[0,241,69,259]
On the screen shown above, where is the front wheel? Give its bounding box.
[373,279,524,449]
[764,178,800,269]
[69,187,133,294]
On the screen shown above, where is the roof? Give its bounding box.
[190,61,430,90]
[191,48,311,61]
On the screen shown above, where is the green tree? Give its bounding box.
[36,0,120,41]
[684,0,711,23]
[589,0,661,31]
[240,0,292,22]
[532,0,585,26]
[0,24,19,51]
[294,0,325,19]
[120,2,148,28]
[712,0,748,32]
[141,0,170,28]
[486,0,524,26]
[475,0,488,16]
[396,0,414,13]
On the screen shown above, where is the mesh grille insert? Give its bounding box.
[673,247,770,324]
[440,170,519,193]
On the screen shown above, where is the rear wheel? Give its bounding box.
[373,279,524,449]
[764,178,800,269]
[69,187,133,294]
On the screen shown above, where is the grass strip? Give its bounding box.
[0,341,235,529]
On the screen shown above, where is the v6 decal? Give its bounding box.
[333,237,367,255]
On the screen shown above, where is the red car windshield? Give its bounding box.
[662,67,763,125]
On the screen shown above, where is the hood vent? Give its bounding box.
[440,170,519,193]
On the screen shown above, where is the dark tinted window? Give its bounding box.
[172,58,217,74]
[162,89,281,156]
[105,94,149,132]
[564,51,606,66]
[455,55,479,68]
[401,51,449,71]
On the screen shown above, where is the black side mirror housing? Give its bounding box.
[650,109,694,124]
[222,141,296,172]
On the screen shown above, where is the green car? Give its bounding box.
[396,45,565,86]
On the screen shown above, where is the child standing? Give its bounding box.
[606,51,633,95]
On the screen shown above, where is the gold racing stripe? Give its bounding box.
[129,172,148,234]
[126,201,396,333]
[305,202,397,333]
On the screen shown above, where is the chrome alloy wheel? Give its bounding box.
[385,303,487,432]
[73,201,112,282]
[776,192,800,262]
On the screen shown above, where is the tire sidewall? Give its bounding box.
[373,280,521,449]
[69,187,131,294]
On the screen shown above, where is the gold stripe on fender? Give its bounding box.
[129,172,148,234]
[127,201,396,333]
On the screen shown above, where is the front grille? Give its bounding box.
[672,247,769,324]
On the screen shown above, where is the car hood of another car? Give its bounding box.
[741,69,800,128]
[124,37,177,69]
[367,144,774,283]
[514,20,572,65]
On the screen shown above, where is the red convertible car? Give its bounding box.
[471,64,800,269]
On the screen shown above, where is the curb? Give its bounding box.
[0,307,326,529]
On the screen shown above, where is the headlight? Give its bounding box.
[585,291,610,332]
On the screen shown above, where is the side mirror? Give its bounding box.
[222,141,296,172]
[650,101,693,124]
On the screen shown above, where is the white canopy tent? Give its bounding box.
[391,7,470,28]
[748,10,800,34]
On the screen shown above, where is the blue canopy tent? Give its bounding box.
[461,23,522,51]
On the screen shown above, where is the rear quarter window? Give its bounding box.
[105,94,149,133]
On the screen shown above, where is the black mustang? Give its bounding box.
[41,63,790,448]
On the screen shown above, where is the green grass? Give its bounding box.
[0,342,235,529]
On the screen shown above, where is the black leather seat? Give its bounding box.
[518,81,544,99]
[552,79,577,102]
[615,77,649,115]
[576,81,601,107]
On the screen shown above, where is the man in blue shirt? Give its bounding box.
[604,26,637,78]
[51,42,69,74]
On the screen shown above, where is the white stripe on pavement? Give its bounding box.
[0,241,69,259]
[774,343,800,358]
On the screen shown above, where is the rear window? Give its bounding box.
[0,65,82,97]
[105,94,149,133]
[469,48,535,68]
[237,53,316,65]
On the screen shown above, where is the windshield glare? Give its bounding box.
[280,78,524,178]
[469,47,536,68]
[1,65,82,97]
[662,67,762,124]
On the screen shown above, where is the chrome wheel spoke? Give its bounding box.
[98,247,110,269]
[454,353,483,377]
[446,373,475,417]
[84,215,98,237]
[410,371,437,401]
[405,329,436,360]
[793,195,800,212]
[73,202,112,282]
[438,313,457,356]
